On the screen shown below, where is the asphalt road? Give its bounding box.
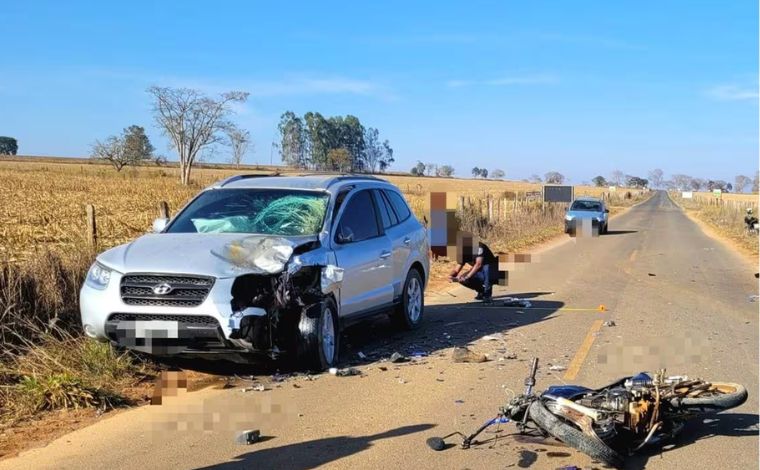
[3,191,757,470]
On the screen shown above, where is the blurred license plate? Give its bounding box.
[134,320,178,339]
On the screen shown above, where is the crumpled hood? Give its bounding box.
[566,210,604,220]
[97,233,319,279]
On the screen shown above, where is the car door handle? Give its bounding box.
[403,237,411,245]
[380,251,392,259]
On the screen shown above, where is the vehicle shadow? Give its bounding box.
[623,413,759,470]
[339,292,563,365]
[603,230,638,236]
[160,292,563,375]
[193,424,435,470]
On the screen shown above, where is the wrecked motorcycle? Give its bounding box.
[427,358,747,468]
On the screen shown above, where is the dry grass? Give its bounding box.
[671,192,759,256]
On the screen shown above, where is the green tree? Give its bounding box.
[437,165,455,177]
[592,175,607,187]
[491,169,505,179]
[471,167,481,178]
[279,111,307,168]
[0,136,18,155]
[122,125,154,163]
[327,148,351,172]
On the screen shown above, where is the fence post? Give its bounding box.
[158,201,170,219]
[85,204,97,248]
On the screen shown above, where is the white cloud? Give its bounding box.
[447,74,558,88]
[705,84,759,102]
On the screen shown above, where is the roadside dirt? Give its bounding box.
[0,370,225,460]
[682,209,759,265]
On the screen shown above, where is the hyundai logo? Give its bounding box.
[152,283,173,295]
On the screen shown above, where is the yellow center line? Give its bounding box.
[563,319,604,381]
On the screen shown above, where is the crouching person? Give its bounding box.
[448,241,499,302]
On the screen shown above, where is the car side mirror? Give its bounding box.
[152,218,168,233]
[605,209,610,213]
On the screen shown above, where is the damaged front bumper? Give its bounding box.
[82,236,343,359]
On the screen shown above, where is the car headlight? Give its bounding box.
[85,262,112,290]
[564,215,574,221]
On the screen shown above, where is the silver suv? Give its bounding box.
[79,175,429,370]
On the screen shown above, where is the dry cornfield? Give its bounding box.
[0,158,640,263]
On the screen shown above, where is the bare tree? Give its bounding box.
[734,174,752,193]
[227,127,251,169]
[610,170,625,186]
[648,168,664,189]
[91,136,129,171]
[148,86,249,185]
[529,174,542,183]
[671,174,692,191]
[491,169,505,179]
[544,171,565,184]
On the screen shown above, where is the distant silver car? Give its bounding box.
[564,197,609,234]
[80,175,429,370]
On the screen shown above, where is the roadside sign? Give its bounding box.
[525,191,542,201]
[682,191,693,199]
[543,185,574,203]
[609,186,617,192]
[712,189,722,199]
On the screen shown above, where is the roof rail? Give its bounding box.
[214,173,279,188]
[323,174,382,188]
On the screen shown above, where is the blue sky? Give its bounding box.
[2,1,758,184]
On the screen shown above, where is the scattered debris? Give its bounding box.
[333,367,361,377]
[481,334,502,341]
[445,321,467,327]
[378,366,388,372]
[648,273,656,276]
[357,352,367,360]
[454,399,465,404]
[389,352,409,363]
[411,351,428,358]
[236,429,261,445]
[506,353,518,360]
[603,320,616,327]
[271,373,289,383]
[242,383,267,392]
[749,295,759,303]
[452,347,488,363]
[398,378,407,384]
[503,297,532,308]
[548,365,567,371]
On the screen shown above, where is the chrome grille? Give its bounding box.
[107,313,220,326]
[120,274,214,307]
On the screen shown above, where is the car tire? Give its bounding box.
[392,269,424,330]
[296,297,339,371]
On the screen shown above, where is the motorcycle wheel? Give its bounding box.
[675,382,747,412]
[528,400,624,469]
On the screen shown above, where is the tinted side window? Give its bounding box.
[374,189,398,229]
[385,190,411,221]
[336,190,380,242]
